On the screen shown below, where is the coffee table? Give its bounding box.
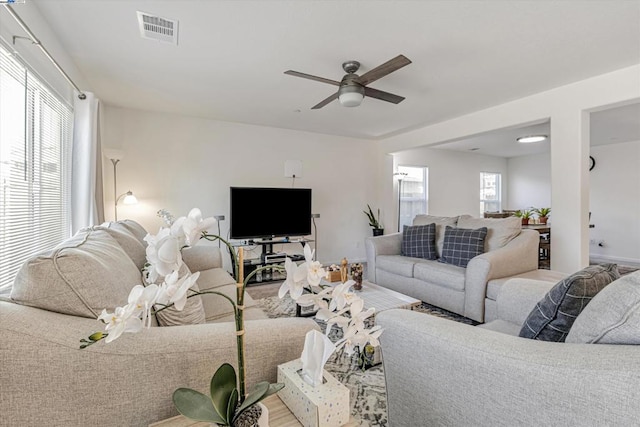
[296,280,421,316]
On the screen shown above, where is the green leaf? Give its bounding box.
[226,388,238,426]
[235,381,270,419]
[173,388,225,424]
[210,363,237,424]
[264,382,285,398]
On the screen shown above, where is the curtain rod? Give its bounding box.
[3,4,86,100]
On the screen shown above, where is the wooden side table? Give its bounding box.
[149,394,302,427]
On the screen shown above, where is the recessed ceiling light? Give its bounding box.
[517,135,548,143]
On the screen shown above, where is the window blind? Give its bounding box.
[0,42,73,291]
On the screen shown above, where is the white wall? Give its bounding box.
[393,148,508,218]
[101,106,378,266]
[589,140,640,266]
[506,141,640,266]
[506,152,551,211]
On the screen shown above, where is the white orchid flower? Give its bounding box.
[303,244,315,262]
[278,257,308,300]
[307,260,327,286]
[144,228,184,278]
[98,304,142,343]
[163,270,201,311]
[181,208,217,246]
[335,324,383,355]
[127,284,160,328]
[296,286,332,311]
[329,280,361,311]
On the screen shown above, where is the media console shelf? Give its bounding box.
[231,238,313,284]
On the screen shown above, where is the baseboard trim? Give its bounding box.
[590,255,640,268]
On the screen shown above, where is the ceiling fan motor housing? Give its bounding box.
[339,74,365,107]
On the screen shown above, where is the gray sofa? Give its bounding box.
[378,270,640,426]
[366,215,540,322]
[0,220,318,426]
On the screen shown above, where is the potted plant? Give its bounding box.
[515,209,533,225]
[533,207,551,224]
[364,204,384,236]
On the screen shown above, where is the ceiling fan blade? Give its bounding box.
[311,92,339,109]
[284,70,341,86]
[357,55,412,86]
[364,87,405,104]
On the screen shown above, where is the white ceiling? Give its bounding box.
[30,0,640,140]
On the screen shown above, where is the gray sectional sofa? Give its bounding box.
[378,269,640,426]
[365,215,540,322]
[0,220,318,426]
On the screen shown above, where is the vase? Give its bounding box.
[352,273,363,290]
[539,216,548,224]
[521,218,529,226]
[210,402,269,427]
[372,228,384,236]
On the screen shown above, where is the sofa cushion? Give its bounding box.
[10,229,143,318]
[414,260,465,291]
[115,219,149,243]
[376,255,417,278]
[197,268,237,290]
[412,215,458,258]
[457,216,521,252]
[91,222,147,270]
[566,270,640,344]
[199,283,263,322]
[439,226,488,268]
[401,223,437,260]
[519,263,620,342]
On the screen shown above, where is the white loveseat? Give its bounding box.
[365,215,540,322]
[0,220,318,426]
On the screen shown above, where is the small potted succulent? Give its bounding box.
[364,204,384,236]
[515,209,533,225]
[533,207,551,224]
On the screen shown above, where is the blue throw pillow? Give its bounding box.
[401,223,437,260]
[519,263,620,342]
[439,226,488,268]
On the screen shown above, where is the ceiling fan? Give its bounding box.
[284,54,412,109]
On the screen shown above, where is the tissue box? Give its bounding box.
[277,359,350,427]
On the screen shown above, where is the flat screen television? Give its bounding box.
[230,187,312,239]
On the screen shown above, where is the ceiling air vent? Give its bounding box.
[137,11,178,45]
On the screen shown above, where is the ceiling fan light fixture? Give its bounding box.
[339,85,365,107]
[517,135,548,143]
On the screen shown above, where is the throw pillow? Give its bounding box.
[412,215,458,258]
[566,270,639,344]
[10,229,143,318]
[439,226,488,268]
[401,223,437,260]
[519,263,620,342]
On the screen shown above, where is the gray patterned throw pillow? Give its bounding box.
[519,263,620,342]
[401,223,437,260]
[439,226,488,268]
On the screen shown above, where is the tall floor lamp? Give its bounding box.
[393,172,408,232]
[105,150,138,221]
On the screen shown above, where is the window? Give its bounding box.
[398,166,428,230]
[480,172,502,216]
[0,42,73,291]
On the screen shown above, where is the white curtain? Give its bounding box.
[71,91,105,234]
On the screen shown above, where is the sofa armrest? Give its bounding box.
[464,229,540,321]
[182,244,223,271]
[1,301,318,426]
[378,309,640,427]
[365,232,402,283]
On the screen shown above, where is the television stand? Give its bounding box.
[231,238,312,284]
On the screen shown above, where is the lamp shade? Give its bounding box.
[122,191,138,205]
[339,85,365,107]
